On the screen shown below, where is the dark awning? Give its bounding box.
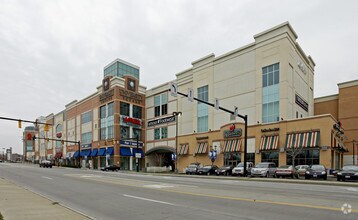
[132,148,144,158]
[80,149,91,157]
[105,147,114,156]
[120,147,132,156]
[90,149,98,157]
[73,151,79,158]
[145,146,175,155]
[98,148,106,156]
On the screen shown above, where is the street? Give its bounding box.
[0,163,357,220]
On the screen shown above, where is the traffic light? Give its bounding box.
[112,139,115,145]
[18,120,22,128]
[44,124,49,132]
[61,140,64,145]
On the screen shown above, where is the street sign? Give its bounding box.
[170,82,178,97]
[188,88,194,102]
[171,153,176,161]
[135,153,141,158]
[214,98,219,110]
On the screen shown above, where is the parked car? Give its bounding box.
[197,165,218,175]
[275,165,299,179]
[39,160,52,168]
[251,162,277,178]
[232,162,254,176]
[185,163,202,175]
[101,165,120,172]
[305,165,327,180]
[215,165,234,176]
[336,165,358,182]
[295,165,310,176]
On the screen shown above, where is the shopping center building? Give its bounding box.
[27,22,353,172]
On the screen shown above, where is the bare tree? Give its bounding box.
[285,146,303,167]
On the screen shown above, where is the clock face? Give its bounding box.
[130,81,134,87]
[127,79,136,91]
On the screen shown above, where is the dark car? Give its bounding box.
[275,165,299,179]
[101,165,120,172]
[337,165,358,182]
[197,165,218,176]
[39,160,52,168]
[185,163,202,175]
[216,165,234,176]
[305,165,327,180]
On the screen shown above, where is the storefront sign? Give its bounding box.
[295,94,308,112]
[120,140,143,147]
[119,88,143,104]
[99,89,114,103]
[123,116,142,126]
[147,116,176,127]
[224,128,242,138]
[261,128,280,132]
[81,143,92,148]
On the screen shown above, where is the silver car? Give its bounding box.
[232,162,254,176]
[251,162,277,177]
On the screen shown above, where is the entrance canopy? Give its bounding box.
[145,146,175,155]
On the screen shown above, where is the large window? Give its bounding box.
[104,61,140,79]
[246,153,255,164]
[120,102,130,116]
[81,132,92,144]
[132,128,142,141]
[261,151,279,167]
[286,148,320,166]
[81,111,92,124]
[197,85,208,132]
[100,102,114,140]
[224,152,241,166]
[154,93,168,117]
[262,63,280,123]
[133,105,142,119]
[154,127,167,140]
[120,126,129,139]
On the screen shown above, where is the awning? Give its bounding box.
[105,147,114,156]
[80,149,92,157]
[120,147,132,156]
[145,146,175,155]
[132,148,144,158]
[285,131,320,149]
[260,136,279,151]
[178,144,189,155]
[73,151,79,158]
[223,139,241,152]
[97,148,106,156]
[195,142,208,154]
[54,152,62,159]
[90,148,98,157]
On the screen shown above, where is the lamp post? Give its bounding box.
[173,111,182,173]
[2,148,5,162]
[209,146,217,166]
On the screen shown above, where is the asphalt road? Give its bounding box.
[0,163,357,220]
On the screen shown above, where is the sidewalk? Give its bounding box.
[0,177,91,220]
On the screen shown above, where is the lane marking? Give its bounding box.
[41,176,53,180]
[144,184,174,189]
[123,194,174,206]
[345,187,358,192]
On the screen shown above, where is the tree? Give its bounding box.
[285,146,303,167]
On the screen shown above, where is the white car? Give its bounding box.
[251,162,277,177]
[232,162,254,176]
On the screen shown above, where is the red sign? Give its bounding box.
[26,133,33,141]
[56,132,62,138]
[229,124,235,131]
[123,117,142,126]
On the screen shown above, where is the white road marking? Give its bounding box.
[144,184,174,189]
[80,175,102,178]
[345,187,358,192]
[123,194,174,206]
[42,176,53,180]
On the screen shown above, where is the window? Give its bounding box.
[246,153,255,164]
[286,149,320,166]
[197,86,208,132]
[154,93,168,117]
[120,126,129,140]
[100,102,114,140]
[262,63,280,123]
[133,128,142,141]
[224,152,241,166]
[261,151,279,167]
[81,132,92,144]
[81,111,92,124]
[120,102,130,116]
[154,127,167,140]
[133,105,142,119]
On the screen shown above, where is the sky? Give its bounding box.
[1,0,358,154]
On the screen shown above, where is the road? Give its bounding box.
[0,163,357,220]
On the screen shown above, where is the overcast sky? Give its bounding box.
[1,0,357,154]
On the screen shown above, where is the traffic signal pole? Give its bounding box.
[169,89,249,177]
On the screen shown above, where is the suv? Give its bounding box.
[185,163,202,175]
[39,160,52,168]
[251,162,277,177]
[232,162,254,176]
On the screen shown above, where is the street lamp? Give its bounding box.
[173,111,182,173]
[209,146,217,166]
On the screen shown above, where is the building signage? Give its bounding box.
[123,116,142,126]
[119,88,143,104]
[297,61,307,75]
[261,128,280,132]
[147,116,176,127]
[99,89,114,103]
[120,140,143,147]
[295,94,308,112]
[224,128,242,138]
[196,136,208,140]
[81,143,92,148]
